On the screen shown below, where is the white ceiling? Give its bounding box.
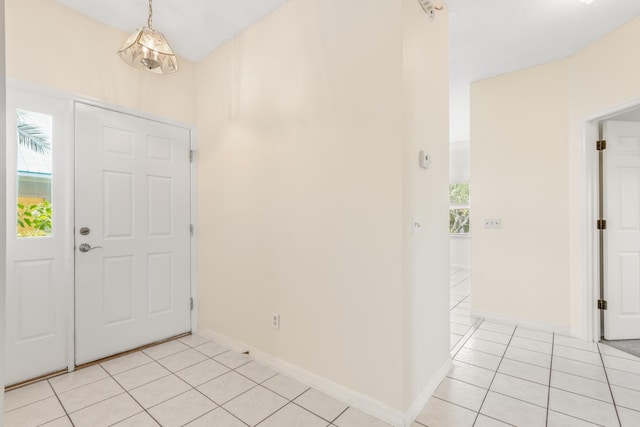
[447,0,640,141]
[54,0,290,62]
[55,0,640,141]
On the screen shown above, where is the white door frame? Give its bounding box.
[6,79,198,374]
[582,97,640,343]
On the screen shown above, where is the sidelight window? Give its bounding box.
[16,109,53,237]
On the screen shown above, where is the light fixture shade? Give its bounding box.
[117,27,178,75]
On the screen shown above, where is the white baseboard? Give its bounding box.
[404,357,452,426]
[470,309,571,336]
[197,326,406,427]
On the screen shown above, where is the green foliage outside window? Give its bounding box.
[449,183,470,234]
[17,201,53,237]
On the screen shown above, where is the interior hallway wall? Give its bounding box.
[402,0,450,410]
[196,0,450,416]
[471,16,640,336]
[5,0,197,125]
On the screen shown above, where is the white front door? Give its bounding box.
[75,103,192,365]
[5,90,73,385]
[604,120,640,340]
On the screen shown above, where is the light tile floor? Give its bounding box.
[5,267,640,426]
[3,335,392,427]
[411,267,640,427]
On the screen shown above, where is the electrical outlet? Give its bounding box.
[272,313,280,329]
[484,218,502,229]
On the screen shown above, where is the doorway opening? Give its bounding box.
[584,101,640,356]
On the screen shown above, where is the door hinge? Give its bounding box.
[190,298,194,310]
[597,299,608,310]
[189,150,195,162]
[597,219,607,230]
[190,224,194,236]
[596,140,607,151]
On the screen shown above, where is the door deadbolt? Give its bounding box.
[79,243,103,253]
[79,227,91,236]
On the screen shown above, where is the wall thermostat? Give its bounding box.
[419,151,431,169]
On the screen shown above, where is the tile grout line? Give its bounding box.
[545,332,555,427]
[46,379,76,427]
[99,363,165,427]
[597,343,623,427]
[471,324,518,426]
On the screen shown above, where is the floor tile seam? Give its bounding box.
[469,336,511,346]
[450,320,476,328]
[115,371,174,392]
[606,381,640,393]
[431,392,482,413]
[36,415,75,427]
[444,375,491,390]
[509,343,553,356]
[155,347,196,362]
[451,318,485,358]
[552,354,606,368]
[193,347,229,358]
[101,359,157,377]
[252,400,299,426]
[554,342,600,354]
[486,387,548,410]
[471,324,518,426]
[490,369,550,392]
[144,386,207,412]
[460,346,506,358]
[466,335,510,347]
[49,365,114,394]
[194,406,251,427]
[215,358,253,371]
[546,408,610,427]
[233,370,278,386]
[502,355,550,369]
[511,334,553,345]
[491,369,550,387]
[104,409,147,427]
[101,362,164,427]
[476,413,517,426]
[550,381,616,404]
[45,379,74,426]
[597,342,623,427]
[545,333,555,427]
[550,367,607,384]
[62,390,131,415]
[290,400,344,424]
[3,393,58,414]
[600,365,640,377]
[199,380,260,407]
[159,358,213,375]
[328,405,350,424]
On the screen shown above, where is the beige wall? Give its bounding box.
[6,0,196,125]
[196,0,449,414]
[471,16,640,335]
[402,0,450,408]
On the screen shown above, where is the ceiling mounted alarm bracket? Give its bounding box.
[417,0,443,20]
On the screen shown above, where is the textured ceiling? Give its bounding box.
[54,0,640,141]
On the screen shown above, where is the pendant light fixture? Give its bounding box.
[117,0,178,74]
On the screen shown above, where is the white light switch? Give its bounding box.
[419,151,431,169]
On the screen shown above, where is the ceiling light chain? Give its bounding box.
[148,0,153,28]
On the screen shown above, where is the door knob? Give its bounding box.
[79,243,103,253]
